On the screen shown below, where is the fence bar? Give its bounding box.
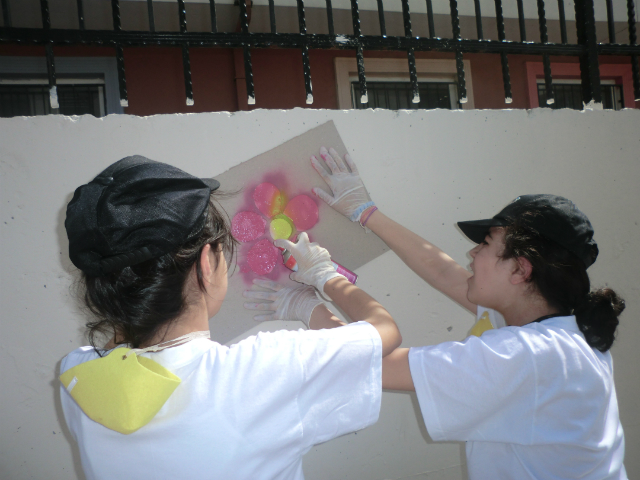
[473,0,483,40]
[425,0,435,38]
[182,45,194,105]
[449,0,467,103]
[400,0,419,103]
[209,0,217,33]
[376,0,386,37]
[243,46,255,104]
[494,0,512,103]
[111,0,121,31]
[77,0,85,30]
[40,0,51,29]
[557,0,567,44]
[111,0,128,107]
[177,0,193,105]
[605,0,614,43]
[628,0,640,100]
[148,0,156,32]
[574,0,601,106]
[2,0,11,27]
[537,0,554,104]
[40,0,60,109]
[268,0,276,34]
[350,0,367,104]
[516,0,526,42]
[325,0,335,37]
[296,0,313,104]
[178,0,187,33]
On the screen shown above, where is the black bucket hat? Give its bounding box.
[65,155,220,276]
[457,194,599,268]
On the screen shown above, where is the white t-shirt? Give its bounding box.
[60,321,382,480]
[408,307,626,480]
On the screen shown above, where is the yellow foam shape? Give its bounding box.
[469,311,494,337]
[269,214,295,240]
[59,348,181,435]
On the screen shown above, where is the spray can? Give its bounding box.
[278,248,358,285]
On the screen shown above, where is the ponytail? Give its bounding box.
[502,218,625,352]
[574,288,625,352]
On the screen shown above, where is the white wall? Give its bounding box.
[1,108,638,480]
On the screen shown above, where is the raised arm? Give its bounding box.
[274,233,402,357]
[311,147,475,314]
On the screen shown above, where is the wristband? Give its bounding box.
[350,201,375,222]
[360,206,378,227]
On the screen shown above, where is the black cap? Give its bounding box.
[457,194,599,268]
[65,155,220,276]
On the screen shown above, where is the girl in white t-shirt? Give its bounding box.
[60,155,401,480]
[309,147,627,479]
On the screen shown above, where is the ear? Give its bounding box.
[510,256,533,285]
[200,244,213,281]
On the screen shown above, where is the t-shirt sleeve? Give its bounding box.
[295,321,383,450]
[408,328,537,444]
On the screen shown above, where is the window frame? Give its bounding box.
[525,62,635,110]
[0,57,124,115]
[335,58,474,110]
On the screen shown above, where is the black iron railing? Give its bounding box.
[1,0,639,109]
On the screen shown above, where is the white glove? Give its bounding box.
[311,146,374,222]
[243,279,323,328]
[273,232,344,300]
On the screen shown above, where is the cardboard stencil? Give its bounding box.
[211,121,389,343]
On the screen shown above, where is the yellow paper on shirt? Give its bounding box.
[59,348,181,435]
[469,311,494,337]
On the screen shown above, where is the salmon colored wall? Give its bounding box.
[1,44,637,114]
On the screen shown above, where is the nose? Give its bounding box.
[469,244,480,258]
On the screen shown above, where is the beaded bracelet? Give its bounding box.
[360,206,378,228]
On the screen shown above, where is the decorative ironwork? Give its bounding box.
[1,0,639,108]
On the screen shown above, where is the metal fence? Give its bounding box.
[1,0,639,109]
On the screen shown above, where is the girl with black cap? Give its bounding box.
[307,147,627,479]
[60,155,401,479]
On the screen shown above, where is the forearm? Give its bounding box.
[365,210,475,313]
[382,348,415,391]
[308,304,347,330]
[324,276,401,357]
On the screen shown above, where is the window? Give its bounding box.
[0,57,124,117]
[0,76,107,117]
[351,81,460,110]
[526,62,635,110]
[536,80,623,110]
[335,58,474,110]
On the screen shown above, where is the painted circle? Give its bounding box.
[284,195,319,231]
[253,182,286,218]
[269,214,295,240]
[231,211,266,243]
[247,239,279,275]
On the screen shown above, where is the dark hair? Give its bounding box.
[500,213,625,352]
[79,192,237,353]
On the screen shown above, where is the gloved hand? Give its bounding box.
[274,232,344,300]
[243,279,324,328]
[311,146,374,222]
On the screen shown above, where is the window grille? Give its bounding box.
[0,0,638,109]
[537,83,624,110]
[0,77,106,117]
[352,81,458,110]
